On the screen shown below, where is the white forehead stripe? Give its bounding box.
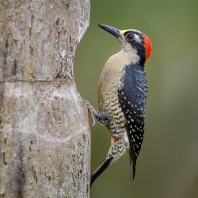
[120,29,142,35]
[130,29,142,34]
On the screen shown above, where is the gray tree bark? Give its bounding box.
[0,0,90,198]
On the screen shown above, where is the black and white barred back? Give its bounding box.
[118,63,148,178]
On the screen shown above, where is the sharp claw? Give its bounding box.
[91,112,96,126]
[84,99,96,126]
[83,99,89,106]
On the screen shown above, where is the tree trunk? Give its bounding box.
[0,0,90,197]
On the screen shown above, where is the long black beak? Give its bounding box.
[98,24,121,39]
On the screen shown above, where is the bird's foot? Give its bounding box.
[84,100,96,126]
[84,100,110,126]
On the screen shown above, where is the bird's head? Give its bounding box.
[98,24,152,66]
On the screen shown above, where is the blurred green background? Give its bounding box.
[75,0,198,197]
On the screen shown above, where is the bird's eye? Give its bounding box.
[124,32,133,42]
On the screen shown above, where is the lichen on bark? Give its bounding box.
[0,0,90,197]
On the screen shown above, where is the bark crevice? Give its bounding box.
[0,0,90,197]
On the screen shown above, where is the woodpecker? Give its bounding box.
[85,24,152,186]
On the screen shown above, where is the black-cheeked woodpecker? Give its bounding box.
[85,24,152,186]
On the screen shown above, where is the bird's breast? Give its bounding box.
[97,53,132,137]
[98,54,126,112]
